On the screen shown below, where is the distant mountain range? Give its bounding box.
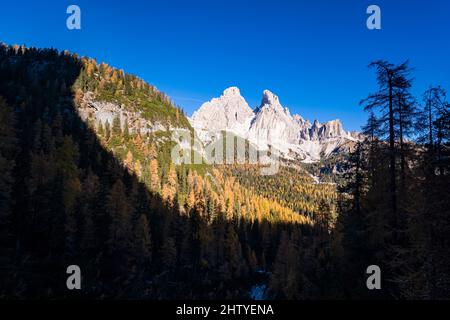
[189,87,362,163]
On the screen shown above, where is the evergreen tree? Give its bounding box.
[0,97,17,248]
[133,214,152,269]
[106,180,132,257]
[149,159,160,192]
[361,60,413,239]
[112,115,122,136]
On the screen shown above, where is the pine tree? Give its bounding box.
[106,180,132,255]
[133,159,142,178]
[149,159,160,192]
[124,150,134,171]
[162,164,177,203]
[79,172,99,253]
[224,224,242,277]
[161,237,177,271]
[104,120,111,141]
[149,143,158,160]
[0,97,17,247]
[123,119,130,141]
[269,231,300,299]
[133,214,152,268]
[97,121,104,136]
[394,88,416,188]
[417,86,448,173]
[112,115,122,136]
[361,60,413,235]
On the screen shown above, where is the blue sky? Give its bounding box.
[1,0,449,131]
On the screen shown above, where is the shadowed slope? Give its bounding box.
[0,45,319,299]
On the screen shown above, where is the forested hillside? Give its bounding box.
[0,45,449,299]
[0,44,322,299]
[222,165,337,221]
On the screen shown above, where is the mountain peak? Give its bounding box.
[189,87,360,163]
[223,86,241,97]
[262,89,279,106]
[260,89,288,115]
[293,114,305,124]
[190,86,253,134]
[319,119,347,139]
[327,119,342,125]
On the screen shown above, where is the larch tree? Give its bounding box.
[162,164,178,203]
[106,180,132,256]
[361,60,413,231]
[149,159,160,192]
[133,214,152,268]
[124,150,134,172]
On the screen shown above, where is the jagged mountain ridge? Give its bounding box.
[190,87,361,162]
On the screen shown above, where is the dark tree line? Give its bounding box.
[0,44,325,299]
[336,60,450,299]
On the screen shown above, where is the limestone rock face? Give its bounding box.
[190,87,254,136]
[189,87,360,162]
[247,90,302,148]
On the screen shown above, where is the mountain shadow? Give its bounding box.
[0,45,322,299]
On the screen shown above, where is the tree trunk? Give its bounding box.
[388,77,397,221]
[398,96,406,189]
[427,92,433,150]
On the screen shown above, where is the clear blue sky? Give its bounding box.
[1,0,449,131]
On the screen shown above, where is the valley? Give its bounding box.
[1,43,449,300]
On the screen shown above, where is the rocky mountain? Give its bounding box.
[191,87,254,143]
[190,87,360,162]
